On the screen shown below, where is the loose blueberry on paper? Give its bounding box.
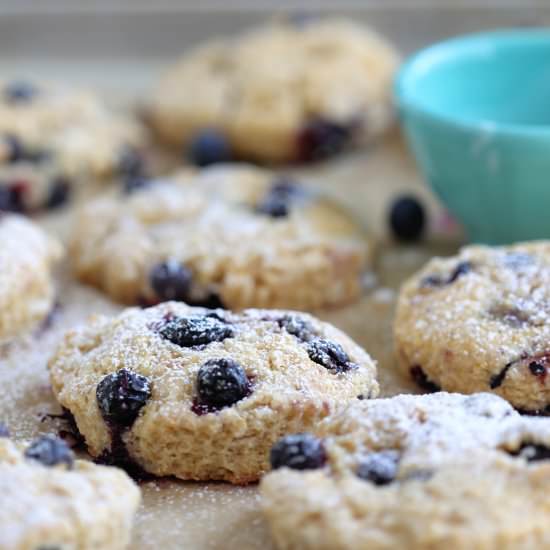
[389,196,425,242]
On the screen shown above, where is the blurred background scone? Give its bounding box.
[149,17,399,164]
[0,213,62,341]
[69,164,374,311]
[0,80,147,213]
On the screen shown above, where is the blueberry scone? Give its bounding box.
[394,242,550,413]
[70,164,373,311]
[150,18,399,164]
[261,392,550,550]
[0,80,146,213]
[48,302,378,484]
[0,213,63,340]
[0,429,140,550]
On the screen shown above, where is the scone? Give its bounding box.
[0,80,146,213]
[48,302,378,484]
[394,242,550,413]
[70,164,373,311]
[149,18,399,163]
[0,430,140,550]
[0,213,63,340]
[261,392,550,550]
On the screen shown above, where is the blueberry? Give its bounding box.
[389,196,425,242]
[490,362,512,389]
[0,184,25,213]
[529,361,546,376]
[421,275,446,287]
[188,129,232,167]
[3,134,24,163]
[447,261,472,284]
[508,443,550,462]
[123,176,151,194]
[296,119,352,162]
[410,366,440,393]
[118,146,145,178]
[255,180,302,218]
[96,369,152,426]
[270,433,326,470]
[306,338,355,373]
[0,187,16,212]
[196,358,250,410]
[4,81,38,103]
[0,135,46,164]
[421,261,472,288]
[46,177,71,209]
[256,193,289,218]
[0,423,9,437]
[493,354,549,389]
[356,451,400,485]
[159,314,234,347]
[278,314,316,342]
[24,435,74,468]
[150,261,192,302]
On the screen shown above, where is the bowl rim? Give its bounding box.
[394,28,550,137]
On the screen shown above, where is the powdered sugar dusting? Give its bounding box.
[319,392,545,474]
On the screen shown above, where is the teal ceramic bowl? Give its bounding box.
[395,30,550,244]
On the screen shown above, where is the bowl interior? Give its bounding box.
[398,31,550,127]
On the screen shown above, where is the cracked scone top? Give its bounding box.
[48,302,378,484]
[0,213,63,340]
[70,164,373,311]
[0,80,146,213]
[150,18,399,163]
[261,392,550,550]
[394,242,550,412]
[0,431,140,550]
